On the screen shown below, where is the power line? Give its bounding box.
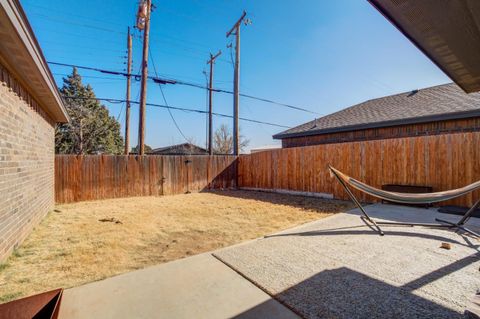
[40,40,125,54]
[47,56,126,67]
[27,2,242,53]
[61,96,291,128]
[159,85,189,142]
[52,73,126,81]
[33,25,129,46]
[25,3,129,29]
[28,13,131,36]
[49,61,320,114]
[30,9,217,56]
[149,48,190,142]
[49,61,136,78]
[239,93,317,114]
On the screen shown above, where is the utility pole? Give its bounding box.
[137,0,152,155]
[124,27,133,155]
[226,11,248,155]
[202,70,208,150]
[206,50,222,155]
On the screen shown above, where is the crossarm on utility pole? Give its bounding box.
[226,11,247,37]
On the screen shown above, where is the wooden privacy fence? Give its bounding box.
[55,132,480,206]
[55,155,237,203]
[238,132,480,207]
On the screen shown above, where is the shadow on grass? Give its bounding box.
[203,189,354,215]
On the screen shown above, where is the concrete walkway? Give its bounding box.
[58,204,480,318]
[215,204,480,318]
[59,252,299,319]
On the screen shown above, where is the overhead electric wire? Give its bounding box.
[49,61,135,78]
[52,73,126,81]
[61,96,291,128]
[26,3,129,28]
[48,61,318,115]
[34,26,127,46]
[28,13,130,36]
[29,3,239,53]
[40,40,125,54]
[149,49,190,142]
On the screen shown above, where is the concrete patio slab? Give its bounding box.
[58,253,299,319]
[214,204,480,319]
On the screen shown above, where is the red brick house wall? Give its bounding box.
[0,63,55,261]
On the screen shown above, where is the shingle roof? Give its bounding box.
[273,83,480,139]
[150,143,207,155]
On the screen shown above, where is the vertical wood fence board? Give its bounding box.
[55,155,236,203]
[56,133,480,207]
[236,132,480,207]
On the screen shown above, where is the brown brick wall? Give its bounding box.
[0,63,55,262]
[281,117,480,148]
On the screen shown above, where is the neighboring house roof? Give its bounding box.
[0,0,68,122]
[368,0,480,93]
[149,143,208,155]
[250,145,281,154]
[273,83,480,140]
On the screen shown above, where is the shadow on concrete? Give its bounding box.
[345,204,480,229]
[228,298,300,319]
[403,252,480,292]
[266,228,479,251]
[229,266,465,319]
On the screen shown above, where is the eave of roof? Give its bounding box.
[368,0,480,93]
[0,0,68,123]
[273,108,480,140]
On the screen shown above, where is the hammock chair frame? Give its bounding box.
[329,166,480,238]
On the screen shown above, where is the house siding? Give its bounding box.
[0,63,55,262]
[281,117,480,148]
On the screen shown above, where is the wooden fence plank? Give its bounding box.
[55,132,480,207]
[237,132,480,207]
[55,155,237,203]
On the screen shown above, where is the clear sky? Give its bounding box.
[22,0,450,152]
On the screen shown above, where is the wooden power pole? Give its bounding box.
[226,11,248,155]
[206,50,222,155]
[124,27,133,155]
[137,0,152,155]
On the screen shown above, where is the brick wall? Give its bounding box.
[0,63,55,262]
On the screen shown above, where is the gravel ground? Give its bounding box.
[214,204,480,319]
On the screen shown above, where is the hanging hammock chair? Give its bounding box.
[329,165,480,237]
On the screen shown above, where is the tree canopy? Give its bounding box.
[213,124,249,154]
[131,144,153,154]
[55,68,124,154]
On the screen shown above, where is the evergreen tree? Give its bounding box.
[55,68,124,154]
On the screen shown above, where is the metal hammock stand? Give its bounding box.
[329,165,480,238]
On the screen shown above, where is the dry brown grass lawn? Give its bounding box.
[0,190,351,303]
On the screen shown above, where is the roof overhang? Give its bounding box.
[368,0,480,93]
[273,109,480,140]
[0,0,68,122]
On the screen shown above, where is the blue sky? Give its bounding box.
[22,0,450,152]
